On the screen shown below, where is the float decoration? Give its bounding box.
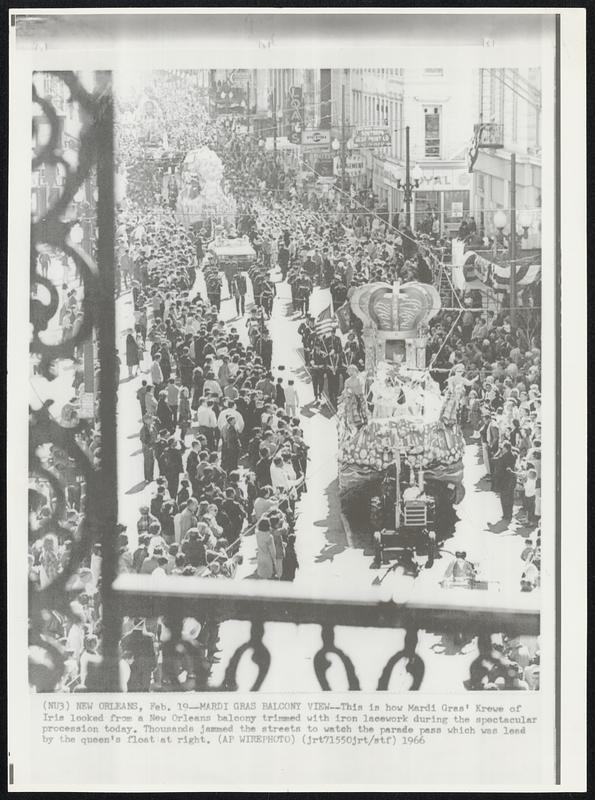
[176,146,237,226]
[338,281,465,501]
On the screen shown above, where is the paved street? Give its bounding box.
[114,272,533,691]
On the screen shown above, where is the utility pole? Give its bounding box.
[273,87,278,157]
[272,87,278,189]
[405,125,411,227]
[341,83,347,192]
[509,152,517,327]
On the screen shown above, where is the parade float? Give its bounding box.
[206,226,256,288]
[176,146,237,230]
[337,280,468,550]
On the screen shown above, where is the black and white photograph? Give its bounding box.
[8,9,586,791]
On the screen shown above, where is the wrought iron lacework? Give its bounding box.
[113,576,539,692]
[29,71,120,691]
[28,71,539,695]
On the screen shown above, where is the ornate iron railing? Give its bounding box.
[113,576,539,692]
[29,70,120,691]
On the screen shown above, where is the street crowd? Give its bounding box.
[28,72,541,692]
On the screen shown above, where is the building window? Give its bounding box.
[414,190,440,232]
[499,69,505,125]
[443,190,470,226]
[424,106,441,158]
[489,70,495,118]
[424,68,444,77]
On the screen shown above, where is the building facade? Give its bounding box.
[326,67,478,233]
[367,66,477,234]
[32,73,88,220]
[326,66,541,243]
[471,67,542,248]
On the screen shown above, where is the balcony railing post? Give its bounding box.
[93,71,121,692]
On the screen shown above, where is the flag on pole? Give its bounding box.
[314,305,336,336]
[335,301,352,334]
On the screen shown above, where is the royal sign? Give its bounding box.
[353,126,392,148]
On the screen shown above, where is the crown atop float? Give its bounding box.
[350,281,441,334]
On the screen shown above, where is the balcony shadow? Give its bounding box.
[292,362,311,383]
[513,518,538,537]
[298,399,336,421]
[314,402,337,421]
[299,401,319,419]
[314,543,345,564]
[313,478,348,561]
[125,480,149,495]
[242,568,260,580]
[474,475,492,493]
[486,519,513,534]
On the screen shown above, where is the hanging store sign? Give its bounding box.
[466,122,504,171]
[345,154,365,176]
[302,129,331,146]
[287,86,304,144]
[353,126,391,148]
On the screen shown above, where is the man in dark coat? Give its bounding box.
[120,619,157,692]
[258,330,273,371]
[496,441,517,522]
[139,416,157,483]
[277,245,290,280]
[163,438,185,498]
[255,446,273,488]
[230,272,247,317]
[177,349,195,389]
[156,392,174,433]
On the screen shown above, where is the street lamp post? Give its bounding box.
[266,89,279,189]
[509,153,517,328]
[341,83,347,192]
[396,125,420,228]
[272,87,278,159]
[493,152,519,327]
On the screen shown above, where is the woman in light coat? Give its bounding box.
[255,517,277,579]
